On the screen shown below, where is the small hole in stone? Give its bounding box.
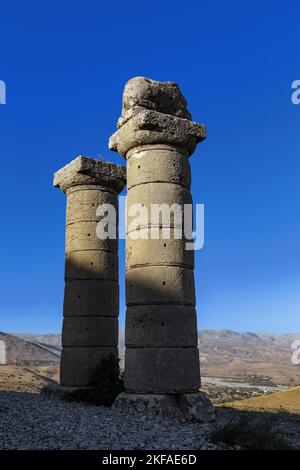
[78,295,81,299]
[92,203,95,206]
[90,262,93,266]
[162,281,166,286]
[88,233,90,236]
[138,165,140,169]
[163,243,166,247]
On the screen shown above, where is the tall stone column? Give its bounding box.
[109,77,213,420]
[51,156,125,390]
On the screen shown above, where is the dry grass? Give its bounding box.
[222,385,300,414]
[0,365,59,393]
[209,412,291,449]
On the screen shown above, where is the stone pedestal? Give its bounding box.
[50,156,126,389]
[113,392,214,422]
[109,77,212,419]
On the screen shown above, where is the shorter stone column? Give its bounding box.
[44,156,126,394]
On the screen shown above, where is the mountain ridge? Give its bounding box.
[0,332,60,365]
[2,329,299,386]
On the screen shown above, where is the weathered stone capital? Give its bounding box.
[119,76,193,126]
[53,156,126,194]
[109,109,206,158]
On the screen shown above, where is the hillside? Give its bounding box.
[224,385,300,414]
[0,332,60,365]
[0,365,59,393]
[199,329,300,386]
[14,333,61,354]
[2,329,300,388]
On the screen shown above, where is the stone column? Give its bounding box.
[109,77,213,420]
[51,156,125,390]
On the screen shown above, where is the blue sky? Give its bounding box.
[0,1,299,334]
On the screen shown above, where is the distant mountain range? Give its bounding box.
[2,329,300,386]
[0,332,60,365]
[14,333,62,353]
[198,330,300,386]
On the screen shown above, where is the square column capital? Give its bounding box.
[54,156,126,194]
[109,109,205,158]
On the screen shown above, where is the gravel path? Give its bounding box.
[0,392,219,450]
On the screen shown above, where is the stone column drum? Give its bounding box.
[109,77,213,419]
[53,156,126,388]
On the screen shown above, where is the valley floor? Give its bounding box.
[0,364,291,404]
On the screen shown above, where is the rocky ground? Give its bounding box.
[0,392,220,450]
[0,391,299,450]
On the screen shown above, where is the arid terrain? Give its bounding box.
[1,330,300,450]
[0,365,59,393]
[1,330,300,400]
[199,329,300,387]
[0,332,60,364]
[0,332,60,393]
[224,385,300,413]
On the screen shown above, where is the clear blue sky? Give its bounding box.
[0,1,299,334]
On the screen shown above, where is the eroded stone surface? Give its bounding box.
[126,182,192,232]
[126,229,194,269]
[109,109,205,157]
[109,77,204,400]
[126,145,191,190]
[113,392,214,423]
[118,76,192,128]
[54,156,126,193]
[125,305,197,347]
[66,221,118,253]
[126,266,195,306]
[62,316,118,347]
[177,392,214,422]
[65,250,118,281]
[63,280,118,317]
[60,346,117,387]
[54,156,124,388]
[66,187,117,225]
[124,347,201,393]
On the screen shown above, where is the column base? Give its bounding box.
[41,383,94,400]
[112,392,214,422]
